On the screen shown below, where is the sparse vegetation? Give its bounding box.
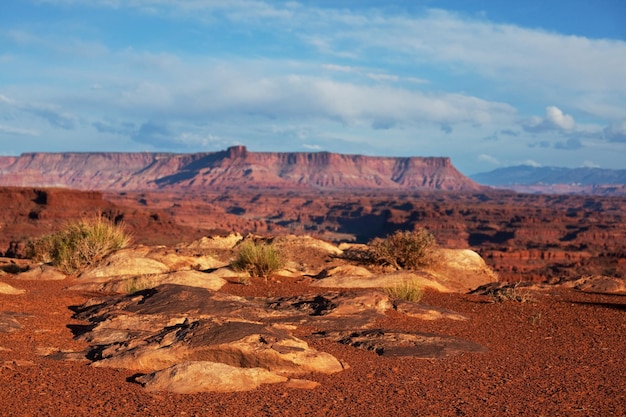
[26,214,131,274]
[367,229,438,270]
[232,240,285,279]
[384,279,424,302]
[488,283,535,303]
[124,274,158,294]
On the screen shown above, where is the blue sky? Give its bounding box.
[1,0,625,174]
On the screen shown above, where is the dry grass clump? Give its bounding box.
[124,274,159,294]
[384,279,424,302]
[26,214,131,274]
[488,283,535,303]
[367,229,438,270]
[232,241,285,279]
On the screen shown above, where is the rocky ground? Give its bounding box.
[1,233,626,416]
[2,187,625,284]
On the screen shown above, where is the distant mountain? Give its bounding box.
[0,146,482,192]
[471,166,626,195]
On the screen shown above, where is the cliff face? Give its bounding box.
[0,146,481,192]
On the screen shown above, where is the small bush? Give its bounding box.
[232,241,285,279]
[384,279,424,302]
[368,229,437,270]
[26,214,131,274]
[488,283,534,303]
[124,274,158,294]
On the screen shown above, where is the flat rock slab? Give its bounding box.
[0,282,26,294]
[68,269,227,294]
[572,276,626,295]
[0,311,32,333]
[70,284,483,393]
[73,284,395,330]
[86,318,344,376]
[393,300,469,321]
[136,361,288,393]
[317,329,487,358]
[14,265,66,281]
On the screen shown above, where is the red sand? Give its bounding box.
[1,277,625,416]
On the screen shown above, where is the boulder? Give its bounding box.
[424,249,499,293]
[182,233,243,250]
[136,361,288,393]
[144,249,227,271]
[14,264,66,281]
[570,275,626,295]
[0,282,25,295]
[80,255,169,281]
[311,270,450,292]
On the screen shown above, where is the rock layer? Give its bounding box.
[0,146,481,192]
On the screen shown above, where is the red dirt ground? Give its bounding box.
[1,276,625,417]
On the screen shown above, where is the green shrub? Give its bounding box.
[232,241,285,279]
[367,229,437,270]
[26,214,131,274]
[384,279,424,302]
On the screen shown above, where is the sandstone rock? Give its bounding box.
[90,318,344,376]
[144,249,227,271]
[284,379,321,390]
[424,249,499,293]
[265,290,394,329]
[0,312,31,332]
[136,361,288,393]
[80,255,169,281]
[393,300,469,321]
[183,233,243,250]
[311,270,450,292]
[0,282,25,294]
[312,250,498,293]
[69,270,227,294]
[70,284,479,393]
[571,275,626,295]
[14,264,66,281]
[319,329,487,358]
[275,235,343,256]
[316,265,373,279]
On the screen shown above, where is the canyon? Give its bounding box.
[0,146,481,192]
[2,149,626,415]
[1,147,624,283]
[1,186,624,284]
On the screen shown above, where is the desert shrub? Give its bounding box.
[25,234,57,264]
[384,279,424,302]
[232,241,285,279]
[367,229,438,270]
[488,283,534,303]
[26,214,131,274]
[124,274,158,294]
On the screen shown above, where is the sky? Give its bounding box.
[1,0,625,175]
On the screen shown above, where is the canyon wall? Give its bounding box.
[0,146,481,192]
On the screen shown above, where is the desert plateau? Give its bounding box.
[1,148,625,416]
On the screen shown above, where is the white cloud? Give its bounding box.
[0,93,78,130]
[0,124,39,136]
[522,106,575,133]
[523,160,542,167]
[477,154,500,165]
[582,160,600,168]
[0,94,16,105]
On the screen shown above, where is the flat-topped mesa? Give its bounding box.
[0,147,482,192]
